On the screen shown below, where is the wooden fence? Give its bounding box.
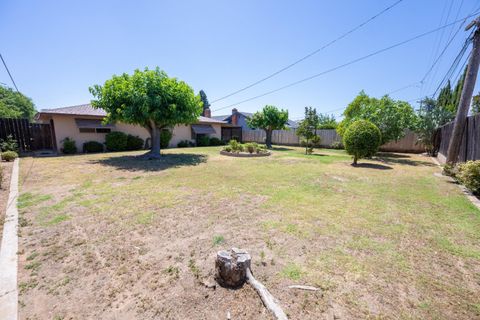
[437,113,480,163]
[0,118,54,152]
[242,129,425,153]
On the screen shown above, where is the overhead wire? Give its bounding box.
[212,12,480,112]
[210,0,406,104]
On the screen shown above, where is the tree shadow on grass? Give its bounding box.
[376,155,435,167]
[90,153,208,172]
[271,147,295,151]
[351,163,393,170]
[376,152,411,159]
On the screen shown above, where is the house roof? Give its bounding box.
[212,110,298,128]
[40,104,107,117]
[38,104,227,124]
[212,111,254,122]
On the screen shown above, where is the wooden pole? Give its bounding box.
[446,18,480,164]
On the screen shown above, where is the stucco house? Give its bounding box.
[35,104,231,153]
[213,108,299,129]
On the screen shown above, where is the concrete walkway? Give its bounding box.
[0,158,19,320]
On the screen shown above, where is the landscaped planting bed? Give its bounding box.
[15,147,480,319]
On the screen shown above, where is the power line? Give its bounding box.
[389,7,469,99]
[0,53,19,92]
[212,12,480,112]
[210,0,406,104]
[431,30,472,98]
[423,0,455,94]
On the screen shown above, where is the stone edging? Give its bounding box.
[0,158,19,320]
[220,150,271,157]
[431,157,480,210]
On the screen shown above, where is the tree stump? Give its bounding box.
[215,248,251,288]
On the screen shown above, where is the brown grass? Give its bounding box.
[15,147,480,319]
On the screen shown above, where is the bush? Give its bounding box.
[0,135,18,152]
[209,137,224,146]
[443,163,458,177]
[228,139,243,152]
[177,140,190,148]
[83,141,104,153]
[1,151,19,161]
[105,131,128,152]
[457,161,480,195]
[126,135,144,151]
[197,136,210,147]
[256,144,268,154]
[343,120,381,165]
[244,143,256,154]
[331,141,344,149]
[223,145,232,152]
[61,137,77,154]
[160,130,172,149]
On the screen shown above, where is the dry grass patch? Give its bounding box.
[16,147,480,319]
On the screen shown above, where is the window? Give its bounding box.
[95,128,111,133]
[79,128,95,133]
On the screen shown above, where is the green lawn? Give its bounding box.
[16,146,480,319]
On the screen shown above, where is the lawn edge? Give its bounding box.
[0,158,19,320]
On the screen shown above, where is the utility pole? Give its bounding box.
[446,17,480,164]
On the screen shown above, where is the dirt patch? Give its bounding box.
[0,161,13,237]
[15,150,480,319]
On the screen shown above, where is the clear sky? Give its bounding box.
[1,0,479,120]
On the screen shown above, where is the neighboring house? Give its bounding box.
[35,104,229,153]
[213,108,299,129]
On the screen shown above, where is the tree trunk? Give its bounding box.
[265,129,273,149]
[352,156,358,165]
[145,123,162,159]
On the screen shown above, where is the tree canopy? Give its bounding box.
[199,90,210,111]
[413,97,454,156]
[318,113,337,129]
[337,91,416,145]
[89,67,202,158]
[343,120,381,165]
[247,105,289,149]
[0,85,36,120]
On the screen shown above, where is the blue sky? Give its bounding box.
[1,0,479,120]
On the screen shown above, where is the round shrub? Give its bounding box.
[126,135,144,151]
[83,141,104,153]
[343,120,381,165]
[61,137,77,154]
[1,151,18,162]
[105,131,128,152]
[160,130,172,149]
[457,160,480,195]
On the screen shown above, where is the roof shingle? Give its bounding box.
[39,104,227,124]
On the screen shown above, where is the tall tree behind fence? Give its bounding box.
[437,113,480,163]
[0,118,53,152]
[242,129,425,153]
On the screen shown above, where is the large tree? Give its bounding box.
[199,90,210,111]
[413,97,454,156]
[0,85,36,119]
[337,91,416,145]
[89,67,202,158]
[318,113,337,129]
[247,105,289,149]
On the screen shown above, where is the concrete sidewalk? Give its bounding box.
[0,158,19,320]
